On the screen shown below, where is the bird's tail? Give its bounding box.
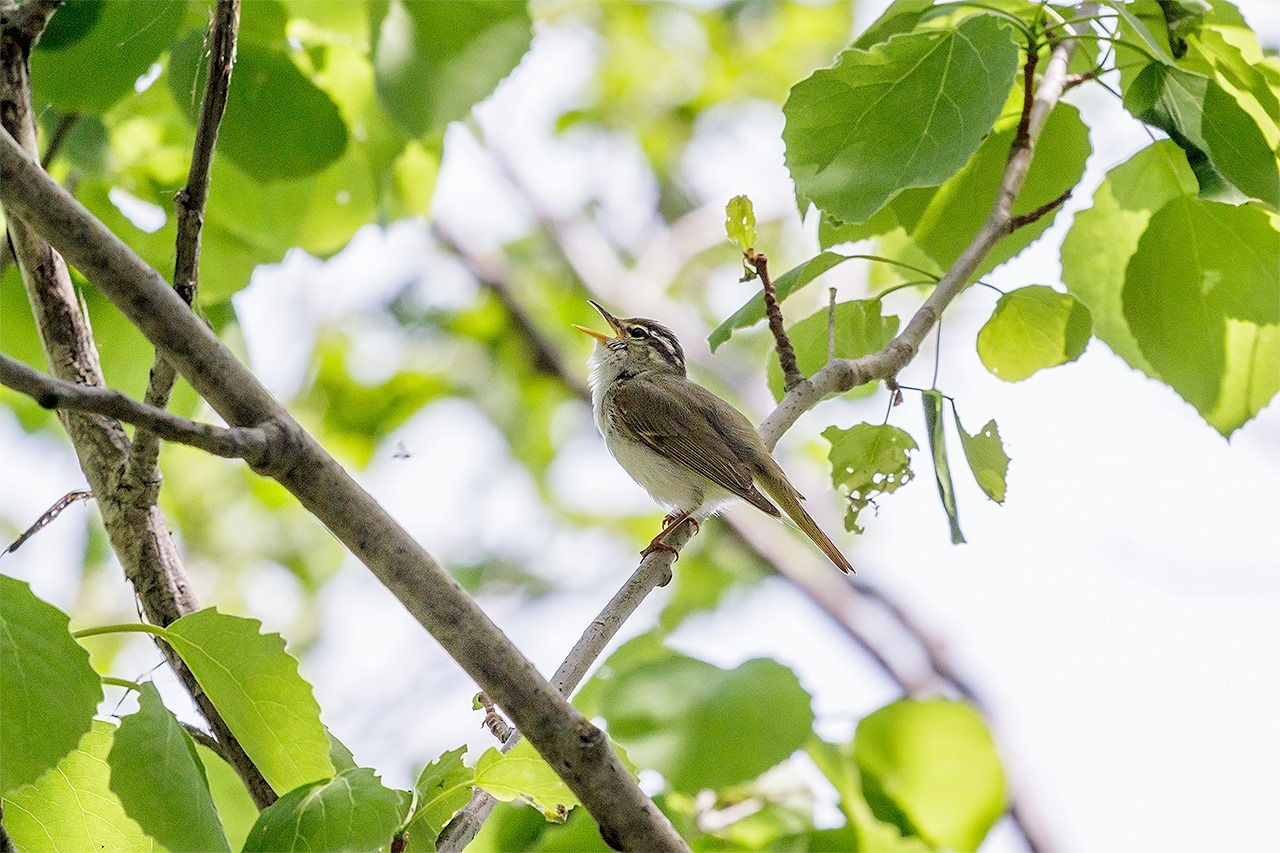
[759,475,855,574]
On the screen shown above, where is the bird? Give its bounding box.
[573,300,854,573]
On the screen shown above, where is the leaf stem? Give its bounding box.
[72,622,170,641]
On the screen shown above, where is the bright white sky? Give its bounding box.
[3,3,1278,851]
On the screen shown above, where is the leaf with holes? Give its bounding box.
[823,424,918,534]
[725,195,757,252]
[952,413,1009,504]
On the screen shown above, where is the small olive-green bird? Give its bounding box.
[574,301,854,573]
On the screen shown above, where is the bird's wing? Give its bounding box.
[611,376,779,516]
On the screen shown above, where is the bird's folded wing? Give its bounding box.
[611,376,779,516]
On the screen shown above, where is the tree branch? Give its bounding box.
[1,488,91,558]
[0,354,278,464]
[0,129,687,853]
[0,7,276,809]
[744,249,804,391]
[125,0,239,493]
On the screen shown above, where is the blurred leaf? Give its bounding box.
[31,0,187,115]
[169,31,348,183]
[710,252,859,351]
[724,195,757,252]
[1061,141,1197,375]
[767,300,899,400]
[852,0,938,49]
[952,412,1009,504]
[921,390,963,544]
[599,650,814,793]
[2,721,153,852]
[1157,0,1211,57]
[474,740,579,822]
[854,699,1006,852]
[165,609,335,795]
[242,767,412,852]
[784,15,1019,225]
[1123,62,1280,208]
[371,0,531,136]
[1123,196,1280,435]
[403,746,475,852]
[108,682,230,852]
[823,424,918,534]
[197,744,259,851]
[976,286,1092,382]
[0,576,102,794]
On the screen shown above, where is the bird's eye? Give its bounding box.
[628,327,648,339]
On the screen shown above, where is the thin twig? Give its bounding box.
[0,354,278,466]
[1007,188,1072,232]
[181,722,225,757]
[40,111,77,168]
[125,0,239,489]
[745,250,804,391]
[1,488,91,558]
[826,287,838,363]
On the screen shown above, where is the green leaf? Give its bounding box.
[1061,141,1198,375]
[1123,196,1280,435]
[952,412,1009,504]
[976,286,1093,382]
[783,15,1020,225]
[2,721,154,852]
[805,737,933,853]
[108,682,231,852]
[921,390,964,544]
[474,739,579,822]
[1157,0,1211,57]
[164,609,335,796]
[851,0,938,49]
[169,32,348,183]
[31,0,187,115]
[197,744,259,852]
[599,652,814,792]
[767,300,900,400]
[403,746,475,852]
[724,195,757,252]
[371,0,532,136]
[1107,1,1178,64]
[854,699,1006,852]
[1123,63,1280,209]
[242,767,412,852]
[0,576,102,794]
[823,423,918,534]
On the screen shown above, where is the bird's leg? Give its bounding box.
[642,511,700,558]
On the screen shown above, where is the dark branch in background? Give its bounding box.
[1,488,91,558]
[125,0,239,491]
[0,132,688,853]
[1007,188,1072,233]
[744,249,804,391]
[0,354,281,465]
[0,2,275,809]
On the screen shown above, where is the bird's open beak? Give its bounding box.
[572,300,623,341]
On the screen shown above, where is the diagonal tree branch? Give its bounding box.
[0,129,688,853]
[0,3,275,809]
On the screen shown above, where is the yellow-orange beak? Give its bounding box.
[572,300,623,342]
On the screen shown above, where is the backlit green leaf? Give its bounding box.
[976,286,1092,382]
[724,195,757,252]
[1123,196,1280,435]
[599,651,814,793]
[404,746,475,852]
[784,15,1019,225]
[371,0,532,136]
[0,576,102,794]
[197,745,259,852]
[823,423,918,534]
[1061,141,1198,375]
[952,412,1009,504]
[474,739,579,821]
[242,767,412,852]
[768,300,899,400]
[165,609,334,796]
[2,721,154,853]
[108,682,231,852]
[922,390,963,544]
[855,699,1006,852]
